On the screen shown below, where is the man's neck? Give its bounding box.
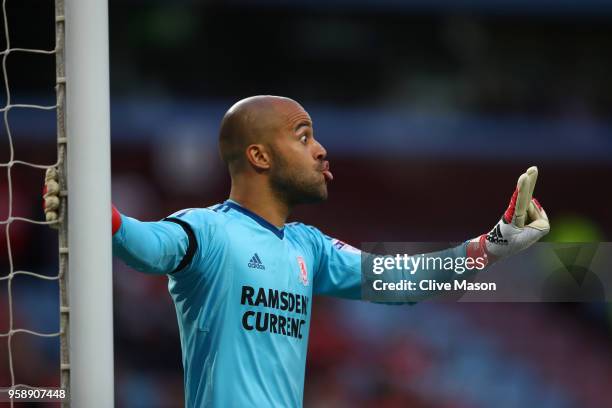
[229,184,290,228]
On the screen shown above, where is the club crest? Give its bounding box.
[297,256,308,286]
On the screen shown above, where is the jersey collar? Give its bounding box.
[224,200,285,239]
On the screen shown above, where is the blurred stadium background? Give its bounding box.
[1,0,612,407]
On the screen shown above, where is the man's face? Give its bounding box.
[267,102,332,205]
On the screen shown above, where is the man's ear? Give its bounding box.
[245,144,271,171]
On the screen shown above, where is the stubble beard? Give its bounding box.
[268,153,328,207]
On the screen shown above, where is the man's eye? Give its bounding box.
[299,135,307,144]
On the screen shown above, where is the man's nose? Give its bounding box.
[313,140,327,160]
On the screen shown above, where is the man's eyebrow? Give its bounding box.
[294,120,312,132]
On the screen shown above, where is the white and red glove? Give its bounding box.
[467,166,550,266]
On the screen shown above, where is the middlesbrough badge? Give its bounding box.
[297,256,308,286]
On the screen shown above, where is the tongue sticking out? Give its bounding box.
[323,170,334,182]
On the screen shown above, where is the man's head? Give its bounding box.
[219,95,332,205]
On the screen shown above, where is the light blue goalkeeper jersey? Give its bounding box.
[112,199,466,407]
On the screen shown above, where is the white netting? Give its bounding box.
[0,0,68,406]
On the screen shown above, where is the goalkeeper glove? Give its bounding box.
[467,166,550,266]
[43,167,122,233]
[43,167,61,227]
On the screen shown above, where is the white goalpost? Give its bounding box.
[0,0,113,406]
[64,0,114,406]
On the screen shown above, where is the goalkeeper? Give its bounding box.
[44,95,549,407]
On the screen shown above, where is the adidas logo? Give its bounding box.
[247,253,265,270]
[486,224,508,245]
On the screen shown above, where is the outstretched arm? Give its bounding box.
[112,208,194,275]
[312,166,550,302]
[312,238,468,302]
[43,168,194,275]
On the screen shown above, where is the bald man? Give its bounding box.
[44,95,549,407]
